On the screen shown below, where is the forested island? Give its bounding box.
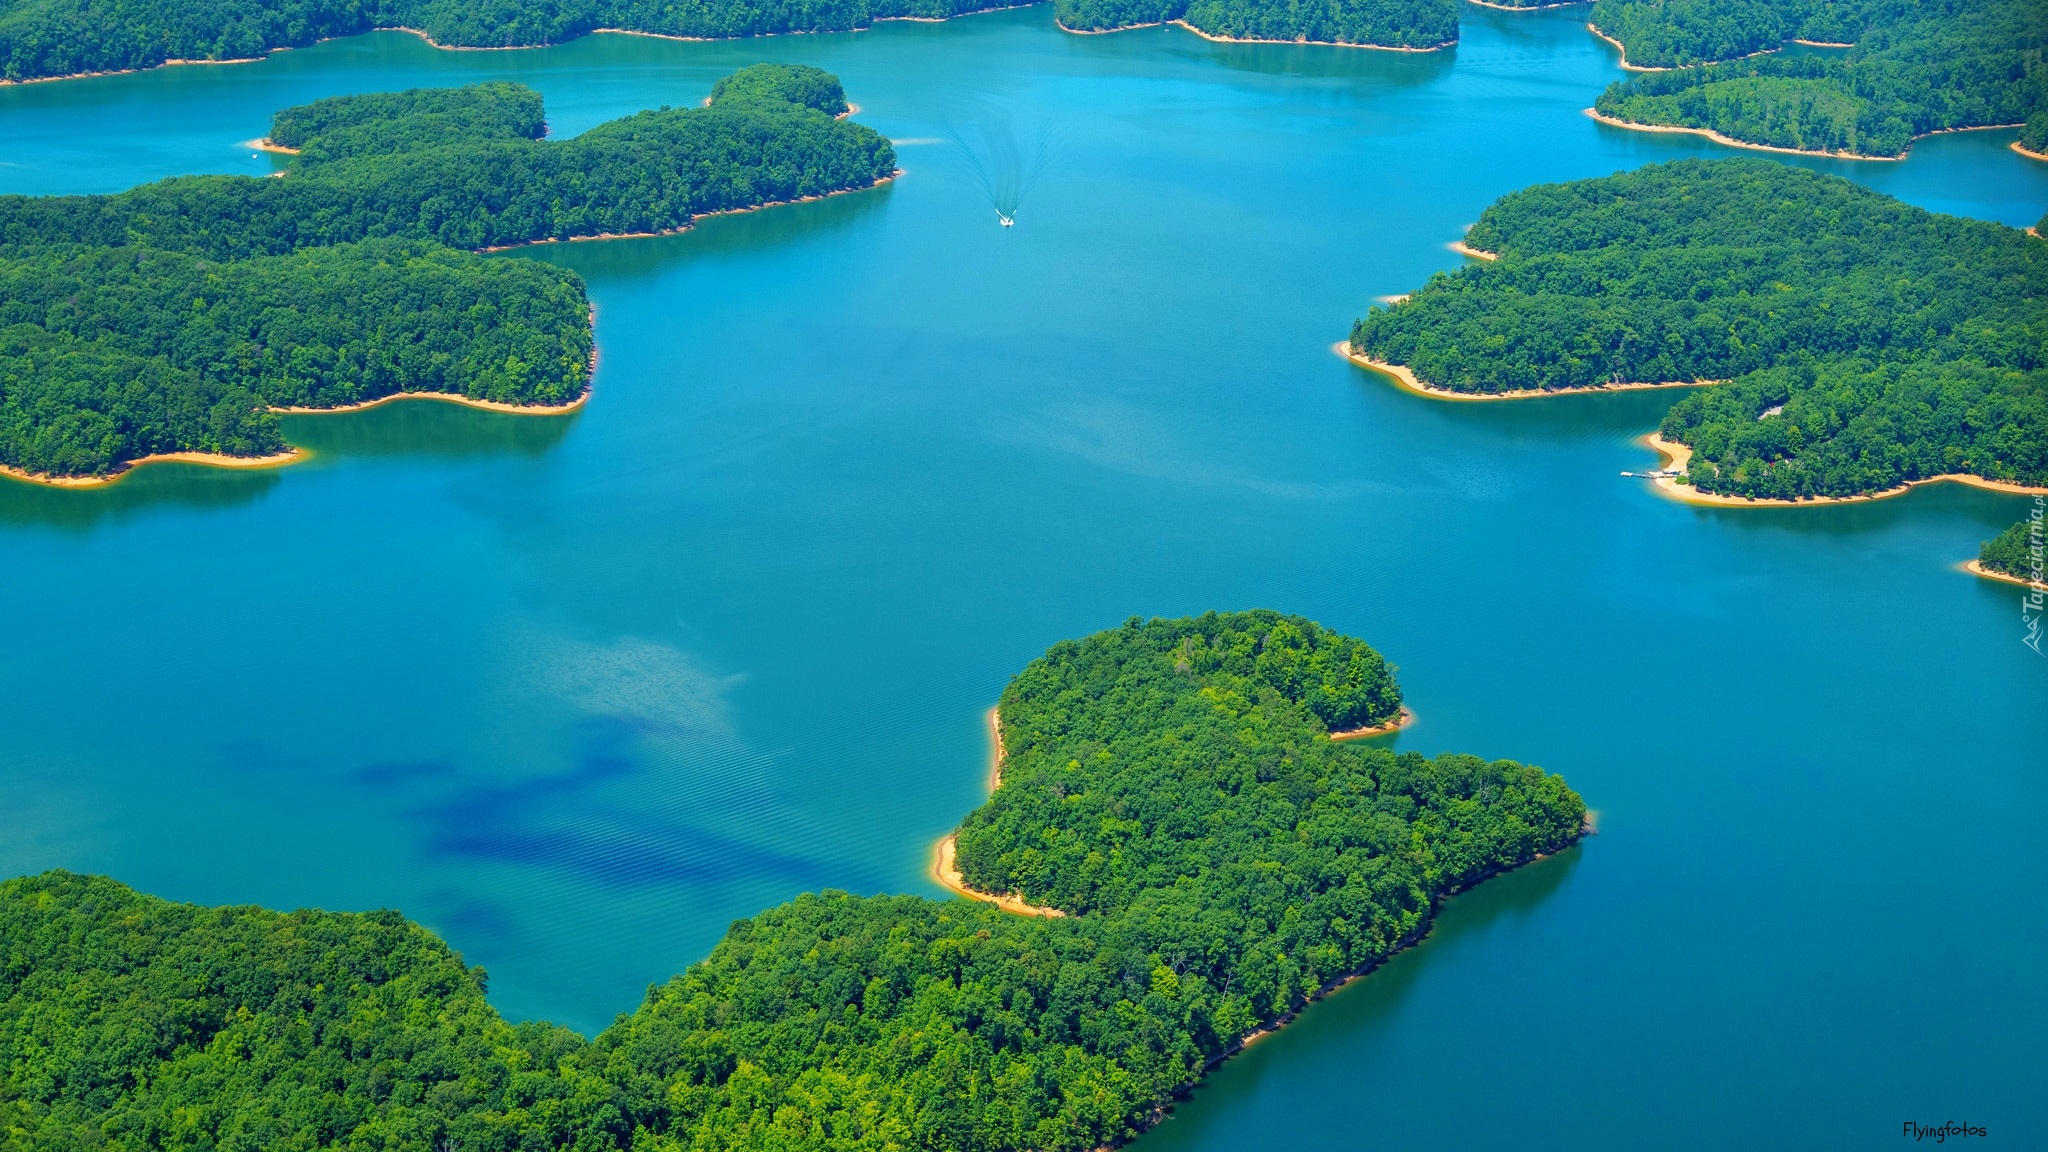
[1346,159,2048,502]
[1585,0,2046,158]
[1054,0,1457,47]
[0,0,1037,82]
[1976,516,2045,584]
[0,611,1586,1150]
[0,66,893,483]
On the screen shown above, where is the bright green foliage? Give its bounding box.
[709,63,848,116]
[0,239,590,477]
[2020,110,2048,153]
[1587,0,1871,69]
[1054,0,1457,46]
[1979,515,2043,578]
[1349,159,2048,498]
[268,81,548,161]
[2,613,1586,1150]
[0,870,607,1152]
[0,70,887,478]
[0,79,896,260]
[1590,0,2047,157]
[0,0,1036,82]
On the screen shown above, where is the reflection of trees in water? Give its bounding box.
[0,400,582,532]
[0,461,281,532]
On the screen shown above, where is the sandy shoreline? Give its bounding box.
[1585,23,1662,70]
[1057,18,1453,51]
[1330,706,1415,740]
[930,707,1067,918]
[1449,239,1497,260]
[1641,434,2048,506]
[0,449,305,490]
[480,171,899,252]
[1589,107,2026,161]
[1962,559,2046,591]
[1335,342,1716,401]
[2014,140,2048,162]
[270,387,590,416]
[1466,0,1585,10]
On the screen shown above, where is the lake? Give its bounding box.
[1,5,2043,1147]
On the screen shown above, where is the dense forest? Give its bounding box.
[1348,159,2048,500]
[0,0,1036,82]
[1053,0,1457,47]
[1978,516,2043,579]
[0,67,888,480]
[1589,0,2047,158]
[0,612,1586,1150]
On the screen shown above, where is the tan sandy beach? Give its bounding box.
[1642,434,2048,507]
[1056,18,1452,51]
[1,449,304,490]
[1330,706,1415,740]
[1334,342,1716,401]
[930,707,1067,918]
[1583,108,1902,160]
[1449,240,1497,260]
[481,171,899,252]
[269,388,590,416]
[2014,141,2048,162]
[0,55,265,87]
[1962,559,2046,591]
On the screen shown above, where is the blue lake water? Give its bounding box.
[2,6,2043,1147]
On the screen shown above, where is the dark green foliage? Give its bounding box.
[0,85,895,259]
[0,870,603,1151]
[1590,0,2047,157]
[709,62,848,116]
[1979,515,2043,578]
[1348,159,2047,498]
[268,81,548,161]
[0,71,891,477]
[2020,109,2048,153]
[1053,0,1457,46]
[0,0,1037,82]
[3,612,1585,1150]
[1588,0,1867,69]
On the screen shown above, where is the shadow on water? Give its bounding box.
[277,396,580,462]
[508,178,895,282]
[1140,844,1587,1147]
[0,462,281,532]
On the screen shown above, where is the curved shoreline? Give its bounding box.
[1962,559,2045,591]
[1641,434,2048,506]
[1335,342,1717,401]
[930,707,1067,918]
[2014,141,2048,162]
[479,170,899,252]
[1330,706,1415,740]
[1449,239,1498,260]
[1466,0,1585,10]
[0,449,305,490]
[270,388,590,417]
[1056,18,1454,51]
[1588,107,2027,162]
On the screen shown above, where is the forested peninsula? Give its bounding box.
[1054,0,1457,48]
[0,0,1037,83]
[1346,159,2048,502]
[1584,0,2047,158]
[0,611,1586,1151]
[1976,516,2045,584]
[0,66,894,483]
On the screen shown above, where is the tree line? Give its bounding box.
[1348,158,2047,500]
[0,0,1036,82]
[1589,0,2046,158]
[0,611,1586,1150]
[1053,0,1457,47]
[0,66,892,480]
[1979,516,2043,579]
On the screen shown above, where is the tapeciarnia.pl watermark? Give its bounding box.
[2020,496,2045,656]
[1903,1120,1988,1142]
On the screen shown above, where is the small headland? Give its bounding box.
[1640,434,2048,507]
[1335,342,1715,401]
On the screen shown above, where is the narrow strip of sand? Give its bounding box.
[1057,18,1452,50]
[1961,559,2047,591]
[2013,140,2048,162]
[1,449,305,490]
[481,171,899,252]
[1642,434,2048,506]
[1330,706,1415,740]
[1334,342,1717,401]
[1449,240,1497,260]
[931,706,1067,917]
[1584,107,1902,160]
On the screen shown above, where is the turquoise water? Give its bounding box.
[3,6,2045,1146]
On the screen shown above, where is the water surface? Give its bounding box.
[2,7,2043,1148]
